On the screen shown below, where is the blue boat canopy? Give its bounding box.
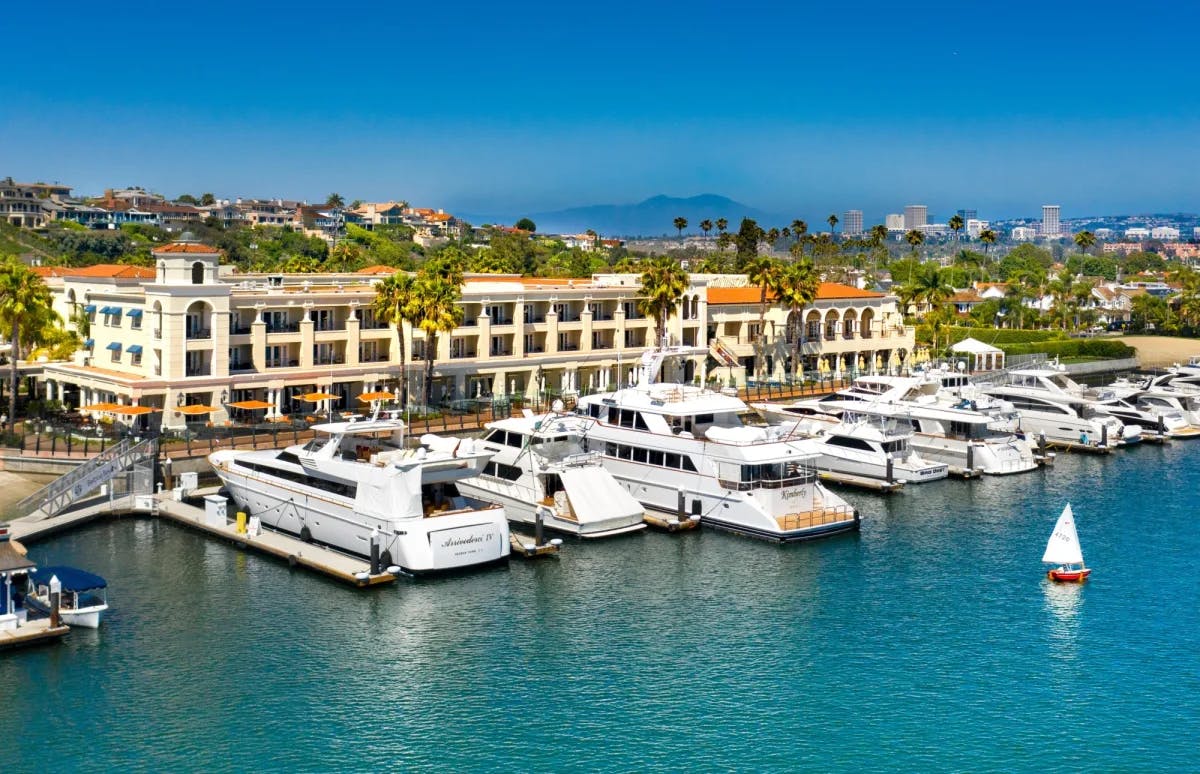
[126,309,143,318]
[29,566,107,591]
[84,338,94,348]
[83,304,97,313]
[127,345,143,354]
[106,342,122,351]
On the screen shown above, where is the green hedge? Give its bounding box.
[999,339,1134,359]
[943,326,1067,346]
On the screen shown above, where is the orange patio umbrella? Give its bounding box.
[81,402,120,412]
[301,392,340,402]
[109,405,159,416]
[357,391,396,402]
[228,399,274,410]
[178,404,220,415]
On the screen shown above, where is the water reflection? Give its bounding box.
[1042,578,1083,663]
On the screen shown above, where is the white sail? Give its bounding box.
[1042,503,1084,565]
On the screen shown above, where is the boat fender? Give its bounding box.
[287,554,298,568]
[379,550,393,569]
[300,526,313,543]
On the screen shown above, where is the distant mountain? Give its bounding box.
[464,194,780,238]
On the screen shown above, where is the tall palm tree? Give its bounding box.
[325,193,345,208]
[776,259,820,379]
[638,255,689,346]
[745,255,783,378]
[870,224,888,247]
[673,217,688,238]
[1074,230,1097,256]
[791,219,808,240]
[949,214,964,243]
[904,229,925,258]
[0,260,56,430]
[765,227,780,248]
[699,219,713,241]
[412,268,464,406]
[979,229,997,257]
[1045,269,1074,330]
[827,214,839,236]
[715,217,728,236]
[372,272,418,407]
[915,264,954,319]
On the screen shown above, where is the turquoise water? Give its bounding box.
[3,444,1198,772]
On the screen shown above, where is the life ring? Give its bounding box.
[300,526,313,543]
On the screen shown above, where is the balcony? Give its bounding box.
[186,328,212,340]
[230,363,254,373]
[229,325,252,335]
[185,365,211,377]
[490,346,513,357]
[265,322,300,334]
[314,355,346,365]
[266,359,300,369]
[359,353,390,363]
[524,313,547,324]
[450,348,477,359]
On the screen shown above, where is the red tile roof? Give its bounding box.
[152,242,220,254]
[33,264,154,279]
[706,282,882,305]
[356,265,397,275]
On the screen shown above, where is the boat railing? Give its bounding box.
[968,354,1050,386]
[777,503,856,532]
[717,471,816,491]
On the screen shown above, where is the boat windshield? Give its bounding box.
[533,437,588,462]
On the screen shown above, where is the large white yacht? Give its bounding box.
[755,374,1039,475]
[575,349,859,542]
[979,367,1138,450]
[787,409,950,484]
[1092,381,1199,439]
[210,414,510,573]
[443,412,647,538]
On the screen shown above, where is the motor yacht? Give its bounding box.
[1092,381,1199,439]
[575,347,858,542]
[979,367,1138,449]
[444,412,647,538]
[210,413,510,573]
[787,409,949,483]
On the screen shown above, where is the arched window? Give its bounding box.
[158,261,166,283]
[191,262,205,285]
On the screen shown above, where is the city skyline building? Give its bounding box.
[956,209,978,223]
[843,209,863,237]
[1041,205,1061,237]
[904,205,927,230]
[885,213,905,232]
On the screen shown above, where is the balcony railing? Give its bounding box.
[450,349,477,359]
[187,328,212,340]
[314,355,346,365]
[524,314,547,324]
[313,323,346,332]
[359,353,390,363]
[185,366,211,376]
[266,359,300,369]
[490,347,512,357]
[229,325,252,335]
[230,363,254,373]
[265,322,300,333]
[153,328,161,339]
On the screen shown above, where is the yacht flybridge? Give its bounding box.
[210,413,510,573]
[575,347,858,542]
[444,412,647,538]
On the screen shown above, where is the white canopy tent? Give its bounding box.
[950,337,1005,373]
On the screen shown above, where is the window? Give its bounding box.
[504,432,524,448]
[826,436,875,451]
[881,440,907,454]
[482,461,523,481]
[648,450,664,466]
[665,453,681,469]
[191,261,205,284]
[632,447,648,463]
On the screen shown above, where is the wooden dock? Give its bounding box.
[817,471,905,493]
[508,532,561,559]
[155,497,397,587]
[643,513,702,532]
[0,617,70,650]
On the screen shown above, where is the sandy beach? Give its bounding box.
[1121,336,1200,368]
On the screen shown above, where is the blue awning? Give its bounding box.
[29,566,106,592]
[106,342,122,351]
[83,304,97,313]
[108,307,122,315]
[126,309,143,318]
[83,338,94,348]
[127,345,143,354]
[99,306,112,314]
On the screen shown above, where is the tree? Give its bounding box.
[904,229,925,259]
[979,229,997,255]
[1045,269,1076,330]
[734,218,765,270]
[325,193,345,208]
[515,217,536,233]
[412,267,464,406]
[372,272,418,407]
[791,220,808,241]
[949,214,964,242]
[0,259,56,430]
[699,219,713,240]
[1074,230,1097,256]
[200,193,216,206]
[827,214,839,235]
[638,255,689,345]
[176,194,199,205]
[870,224,888,247]
[673,217,688,238]
[914,263,954,318]
[1130,293,1169,333]
[326,241,364,272]
[715,233,733,251]
[715,218,728,235]
[776,259,819,379]
[745,255,783,378]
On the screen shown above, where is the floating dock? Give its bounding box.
[0,617,70,650]
[508,532,561,559]
[817,471,905,493]
[643,513,702,532]
[947,466,983,479]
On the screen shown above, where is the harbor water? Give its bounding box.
[2,443,1198,771]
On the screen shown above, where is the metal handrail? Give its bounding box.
[9,436,158,521]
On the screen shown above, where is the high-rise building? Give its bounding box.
[904,205,927,230]
[966,219,989,239]
[1041,205,1061,237]
[956,209,977,223]
[843,210,863,237]
[885,213,905,232]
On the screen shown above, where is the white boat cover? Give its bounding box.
[559,467,642,528]
[1042,503,1084,565]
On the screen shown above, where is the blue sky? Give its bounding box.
[2,1,1197,222]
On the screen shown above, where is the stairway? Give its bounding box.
[7,437,159,523]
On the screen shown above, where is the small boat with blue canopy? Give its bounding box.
[26,566,109,628]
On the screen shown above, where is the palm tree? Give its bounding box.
[372,272,418,407]
[325,193,345,208]
[673,217,688,238]
[0,260,56,430]
[766,227,780,248]
[870,224,888,247]
[949,214,964,243]
[715,233,733,251]
[699,219,713,241]
[979,229,997,257]
[715,217,728,236]
[1046,269,1074,330]
[776,259,820,379]
[638,255,689,346]
[1074,230,1097,256]
[791,219,808,240]
[412,269,464,406]
[904,229,925,258]
[745,255,783,378]
[914,264,954,320]
[827,214,839,236]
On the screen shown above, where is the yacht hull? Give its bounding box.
[911,436,1038,475]
[809,452,948,484]
[214,461,509,573]
[453,481,646,539]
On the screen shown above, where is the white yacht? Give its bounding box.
[444,412,647,538]
[210,414,510,573]
[755,374,1039,475]
[575,349,859,542]
[1092,381,1199,439]
[980,367,1138,450]
[787,409,949,484]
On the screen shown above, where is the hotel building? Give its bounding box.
[35,236,914,429]
[903,205,927,231]
[843,210,864,237]
[1041,205,1061,237]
